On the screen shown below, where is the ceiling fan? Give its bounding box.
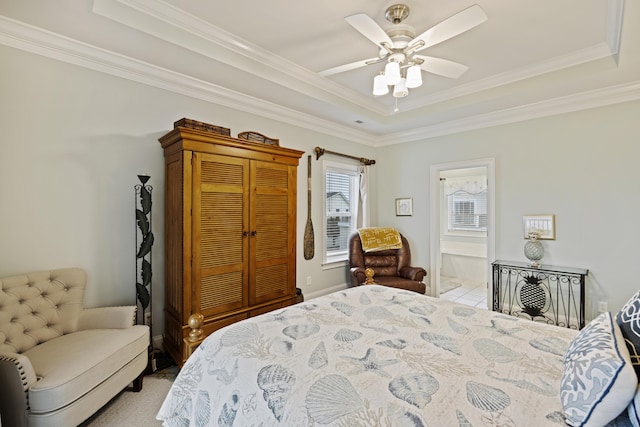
[319,4,488,98]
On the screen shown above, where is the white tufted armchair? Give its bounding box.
[0,268,150,426]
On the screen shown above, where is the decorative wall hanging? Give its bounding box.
[135,176,154,328]
[135,174,155,371]
[396,198,413,216]
[523,214,555,239]
[303,155,314,260]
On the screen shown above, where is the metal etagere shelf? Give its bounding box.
[492,260,588,330]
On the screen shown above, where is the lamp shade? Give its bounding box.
[384,61,401,85]
[372,74,389,96]
[393,77,409,98]
[406,65,423,88]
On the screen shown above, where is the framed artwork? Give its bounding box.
[396,198,413,216]
[523,214,555,239]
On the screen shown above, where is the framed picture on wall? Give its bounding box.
[523,214,555,239]
[396,198,413,216]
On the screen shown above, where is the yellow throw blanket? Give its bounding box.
[358,227,403,252]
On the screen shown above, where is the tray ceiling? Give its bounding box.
[0,0,636,145]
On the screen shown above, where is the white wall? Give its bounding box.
[439,167,488,282]
[0,45,375,337]
[375,99,640,320]
[3,40,640,333]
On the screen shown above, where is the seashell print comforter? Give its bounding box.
[157,285,589,426]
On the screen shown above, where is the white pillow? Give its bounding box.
[561,312,637,427]
[628,386,640,427]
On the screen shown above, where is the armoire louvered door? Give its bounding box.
[250,160,296,306]
[192,152,249,317]
[159,125,303,366]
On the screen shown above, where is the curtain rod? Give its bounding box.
[313,146,376,165]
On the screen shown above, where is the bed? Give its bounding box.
[157,285,640,426]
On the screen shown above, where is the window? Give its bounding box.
[443,175,487,234]
[323,161,359,264]
[448,191,487,231]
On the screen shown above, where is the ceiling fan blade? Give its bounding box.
[345,13,394,48]
[319,57,382,77]
[415,55,469,78]
[411,5,487,53]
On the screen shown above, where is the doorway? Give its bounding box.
[429,159,495,308]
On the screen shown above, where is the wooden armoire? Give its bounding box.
[159,125,303,365]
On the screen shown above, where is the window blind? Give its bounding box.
[324,164,358,262]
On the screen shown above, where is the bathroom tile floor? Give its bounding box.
[439,276,489,309]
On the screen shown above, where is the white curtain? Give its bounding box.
[357,165,370,228]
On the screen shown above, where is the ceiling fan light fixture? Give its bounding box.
[405,64,423,88]
[373,73,389,96]
[332,3,487,107]
[384,61,401,85]
[393,77,409,98]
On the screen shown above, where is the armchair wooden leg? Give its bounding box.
[132,373,144,392]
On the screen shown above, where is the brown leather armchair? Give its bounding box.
[348,232,427,294]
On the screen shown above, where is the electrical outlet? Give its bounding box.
[598,301,608,313]
[306,276,312,285]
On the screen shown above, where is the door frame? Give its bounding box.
[429,158,496,304]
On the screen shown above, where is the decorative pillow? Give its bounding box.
[617,290,640,377]
[357,227,402,252]
[561,312,637,427]
[629,386,640,427]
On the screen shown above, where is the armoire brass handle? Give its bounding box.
[251,231,257,237]
[242,231,249,237]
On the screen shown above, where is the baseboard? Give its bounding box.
[152,334,163,351]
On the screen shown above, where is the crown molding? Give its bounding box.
[402,42,616,110]
[0,15,373,145]
[93,0,625,116]
[401,0,624,109]
[92,0,388,116]
[1,14,638,147]
[376,80,640,146]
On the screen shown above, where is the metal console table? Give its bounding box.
[492,260,588,329]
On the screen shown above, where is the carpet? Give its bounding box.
[81,363,178,426]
